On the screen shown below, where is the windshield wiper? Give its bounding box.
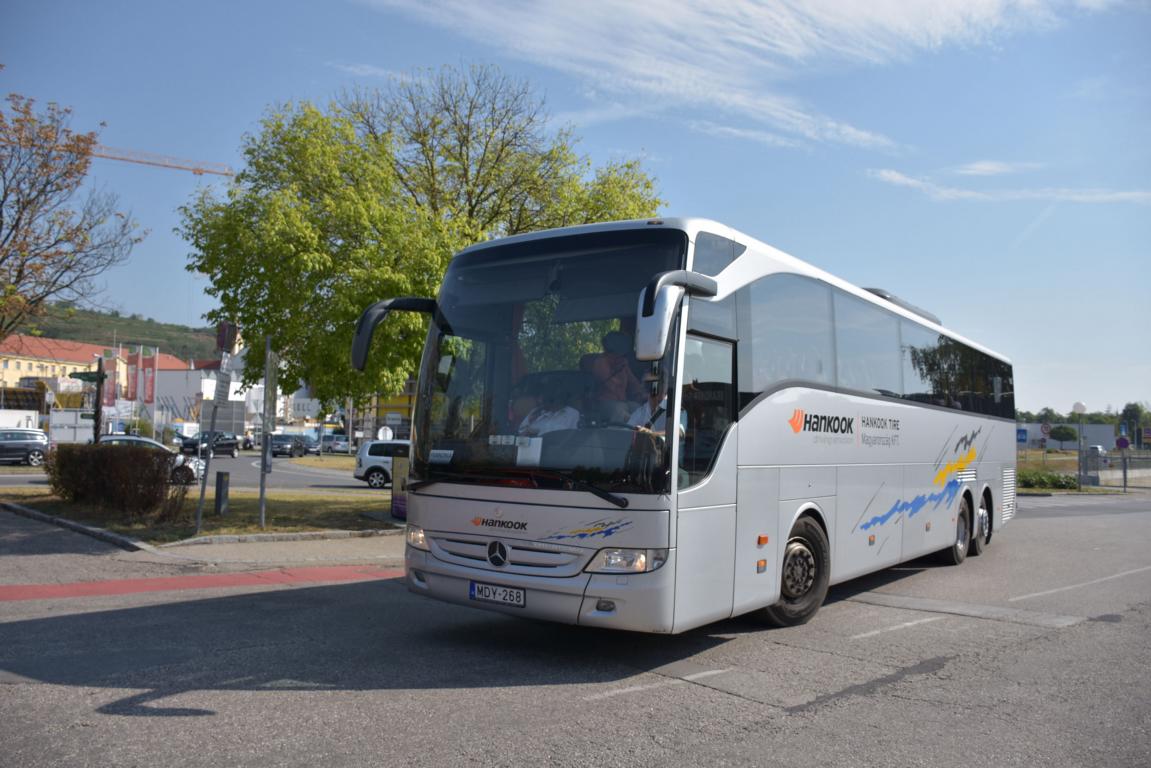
[524,469,629,509]
[408,468,629,509]
[406,471,486,492]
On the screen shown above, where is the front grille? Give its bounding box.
[430,534,588,577]
[1002,468,1016,522]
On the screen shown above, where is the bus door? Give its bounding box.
[673,335,738,629]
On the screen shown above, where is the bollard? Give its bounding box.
[214,471,230,516]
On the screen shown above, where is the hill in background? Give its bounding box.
[27,302,218,361]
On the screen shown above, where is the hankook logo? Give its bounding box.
[788,409,854,435]
[487,540,509,567]
[472,516,528,530]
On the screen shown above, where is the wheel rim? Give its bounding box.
[28,451,43,467]
[956,511,968,553]
[368,472,385,488]
[978,503,989,542]
[781,538,817,599]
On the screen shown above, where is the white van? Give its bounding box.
[353,439,411,488]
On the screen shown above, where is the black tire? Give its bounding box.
[26,449,44,467]
[970,493,992,557]
[762,516,831,627]
[365,468,389,489]
[172,466,195,485]
[939,496,971,565]
[230,446,239,459]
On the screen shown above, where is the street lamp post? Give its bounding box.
[1072,401,1087,491]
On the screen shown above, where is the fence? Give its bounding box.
[1087,450,1151,490]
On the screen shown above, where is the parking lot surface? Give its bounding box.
[1,492,1148,767]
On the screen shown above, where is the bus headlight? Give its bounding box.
[406,524,429,551]
[585,548,668,574]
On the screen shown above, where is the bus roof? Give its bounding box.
[455,217,1012,365]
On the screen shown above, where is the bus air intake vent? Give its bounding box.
[1002,468,1016,522]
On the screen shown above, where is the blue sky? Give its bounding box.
[2,0,1148,415]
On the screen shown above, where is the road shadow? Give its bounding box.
[0,578,731,717]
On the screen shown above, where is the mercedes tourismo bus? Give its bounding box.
[352,218,1016,633]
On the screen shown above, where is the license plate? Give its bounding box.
[469,581,525,608]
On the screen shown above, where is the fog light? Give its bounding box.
[595,599,616,612]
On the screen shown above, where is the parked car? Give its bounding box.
[0,428,49,467]
[354,439,410,488]
[180,431,240,458]
[98,435,205,485]
[269,434,306,458]
[322,434,351,453]
[302,436,321,455]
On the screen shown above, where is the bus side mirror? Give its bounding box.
[634,271,718,361]
[635,285,684,361]
[351,297,437,371]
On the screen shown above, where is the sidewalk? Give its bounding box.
[2,501,408,569]
[155,529,407,567]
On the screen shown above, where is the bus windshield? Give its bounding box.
[412,228,687,496]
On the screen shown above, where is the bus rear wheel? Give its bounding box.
[763,516,830,627]
[969,493,992,557]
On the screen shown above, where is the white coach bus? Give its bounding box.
[352,218,1016,633]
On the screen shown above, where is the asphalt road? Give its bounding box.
[1,492,1149,767]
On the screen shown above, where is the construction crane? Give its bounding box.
[91,144,234,176]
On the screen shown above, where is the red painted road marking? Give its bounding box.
[0,566,405,602]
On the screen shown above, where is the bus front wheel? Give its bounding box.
[763,516,830,628]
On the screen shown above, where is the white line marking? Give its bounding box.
[582,669,729,701]
[583,679,684,701]
[682,668,731,682]
[851,616,945,640]
[1008,565,1151,602]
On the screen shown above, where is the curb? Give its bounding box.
[2,502,402,553]
[160,528,403,548]
[2,502,158,554]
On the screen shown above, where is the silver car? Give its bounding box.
[354,439,410,488]
[98,435,205,485]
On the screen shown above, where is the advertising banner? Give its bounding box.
[125,347,139,401]
[142,347,157,404]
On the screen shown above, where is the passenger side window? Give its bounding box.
[834,290,901,396]
[680,336,735,489]
[741,274,834,398]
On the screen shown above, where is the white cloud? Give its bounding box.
[364,0,1114,149]
[688,121,805,149]
[952,160,1044,176]
[326,62,403,79]
[869,168,1151,204]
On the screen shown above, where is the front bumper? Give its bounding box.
[405,544,678,633]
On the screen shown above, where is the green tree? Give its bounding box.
[1048,424,1077,450]
[0,91,143,340]
[338,64,662,241]
[185,67,663,406]
[179,103,454,405]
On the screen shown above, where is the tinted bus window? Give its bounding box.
[834,290,901,397]
[743,274,834,395]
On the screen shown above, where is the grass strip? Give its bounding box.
[0,486,396,544]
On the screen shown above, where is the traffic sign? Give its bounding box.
[1116,437,1130,450]
[69,371,104,383]
[79,413,95,420]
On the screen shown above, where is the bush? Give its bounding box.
[45,444,188,522]
[1018,468,1079,490]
